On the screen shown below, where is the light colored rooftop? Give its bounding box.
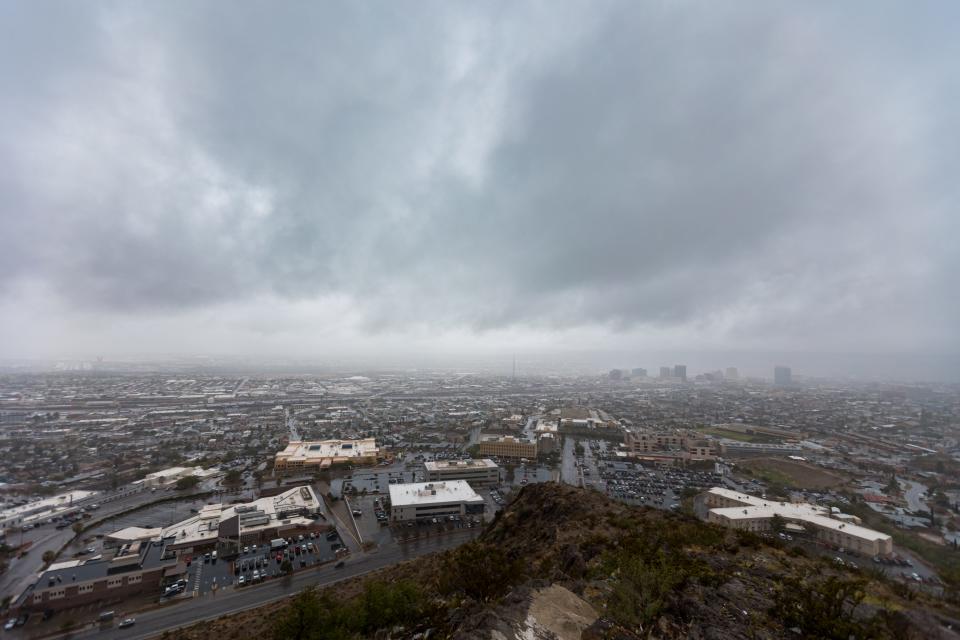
[276,438,379,461]
[480,434,533,444]
[106,526,163,541]
[1,490,97,520]
[424,459,497,471]
[144,466,192,480]
[158,485,321,546]
[534,419,558,433]
[711,506,891,542]
[704,488,891,543]
[389,481,484,507]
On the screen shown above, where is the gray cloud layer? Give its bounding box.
[1,1,958,361]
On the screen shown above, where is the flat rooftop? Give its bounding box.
[159,485,322,547]
[704,488,891,543]
[276,438,379,461]
[424,459,498,471]
[1,490,97,520]
[389,481,484,507]
[480,434,533,443]
[28,537,175,593]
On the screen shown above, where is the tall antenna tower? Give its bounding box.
[512,354,517,382]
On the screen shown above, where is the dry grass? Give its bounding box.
[740,457,847,490]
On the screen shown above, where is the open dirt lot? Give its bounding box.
[739,457,848,490]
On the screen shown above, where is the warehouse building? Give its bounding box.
[696,488,893,557]
[388,481,485,522]
[274,438,380,475]
[423,459,500,486]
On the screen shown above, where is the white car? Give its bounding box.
[4,619,16,631]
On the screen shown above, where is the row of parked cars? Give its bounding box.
[373,497,389,524]
[161,578,189,598]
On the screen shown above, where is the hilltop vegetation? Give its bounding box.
[163,483,960,640]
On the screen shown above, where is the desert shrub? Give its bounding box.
[771,570,886,639]
[271,580,427,640]
[436,541,525,602]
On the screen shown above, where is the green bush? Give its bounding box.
[437,541,525,602]
[271,580,427,640]
[771,570,885,639]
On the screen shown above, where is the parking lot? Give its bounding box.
[389,514,483,542]
[560,437,613,491]
[601,462,722,510]
[179,531,344,595]
[333,469,422,497]
[342,495,393,546]
[507,463,554,488]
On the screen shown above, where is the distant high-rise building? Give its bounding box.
[725,367,739,380]
[774,366,792,386]
[659,366,672,379]
[631,368,647,377]
[673,364,687,382]
[608,369,623,380]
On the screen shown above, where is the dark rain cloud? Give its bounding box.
[0,1,957,355]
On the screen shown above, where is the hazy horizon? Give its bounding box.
[2,2,958,379]
[2,349,959,384]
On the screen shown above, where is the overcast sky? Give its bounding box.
[1,2,958,378]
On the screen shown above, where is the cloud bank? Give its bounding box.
[1,1,957,371]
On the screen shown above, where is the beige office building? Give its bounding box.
[478,435,537,460]
[424,459,500,486]
[274,438,380,475]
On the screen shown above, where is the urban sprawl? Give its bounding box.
[0,366,958,634]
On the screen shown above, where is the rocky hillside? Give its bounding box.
[165,483,960,640]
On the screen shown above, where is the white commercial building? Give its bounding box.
[389,481,485,522]
[0,491,98,529]
[423,459,500,486]
[696,487,893,557]
[142,466,216,488]
[156,485,326,553]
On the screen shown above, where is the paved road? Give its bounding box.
[0,528,74,601]
[560,437,580,487]
[1,490,182,602]
[55,530,478,640]
[902,480,929,513]
[286,409,300,442]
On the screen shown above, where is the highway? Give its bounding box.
[1,489,201,603]
[51,530,478,640]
